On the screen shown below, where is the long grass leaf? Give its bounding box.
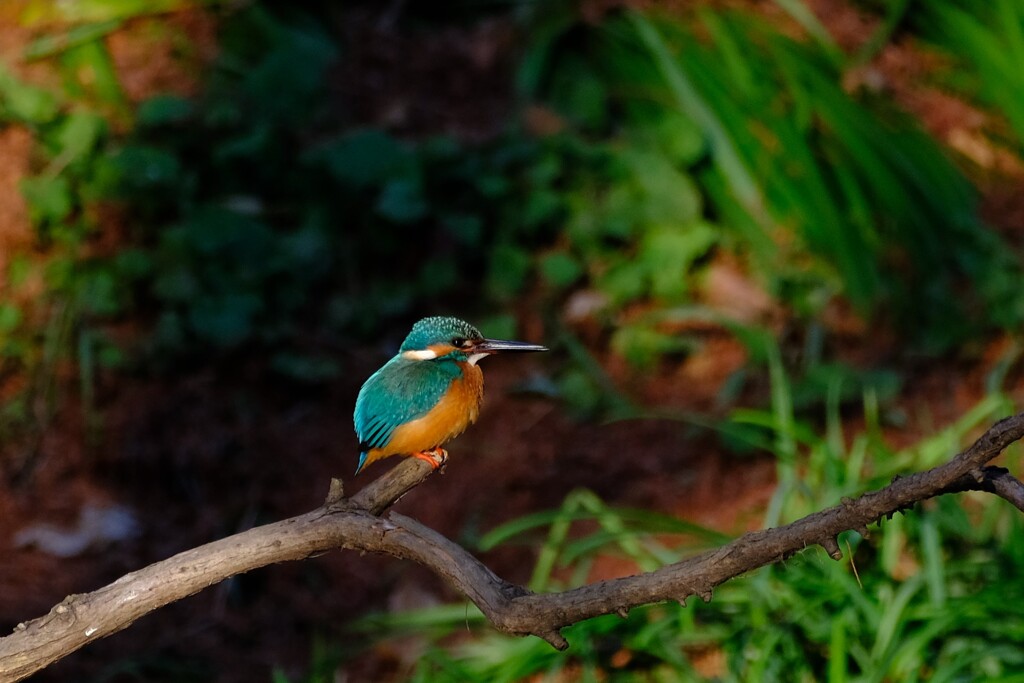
[919,514,947,608]
[770,0,843,62]
[627,12,771,231]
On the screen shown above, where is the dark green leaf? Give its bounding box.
[137,95,194,127]
[0,304,22,334]
[20,176,72,225]
[312,129,415,188]
[486,244,531,299]
[187,293,262,347]
[610,323,693,367]
[376,178,428,223]
[105,146,181,191]
[0,67,59,123]
[271,353,341,383]
[441,213,483,245]
[23,20,122,60]
[539,250,583,288]
[640,222,717,300]
[599,261,646,304]
[55,111,106,163]
[78,269,121,316]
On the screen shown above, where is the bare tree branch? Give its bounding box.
[2,413,1024,682]
[942,466,1024,512]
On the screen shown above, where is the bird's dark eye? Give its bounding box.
[451,337,467,348]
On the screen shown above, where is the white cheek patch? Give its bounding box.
[467,353,489,366]
[402,349,438,361]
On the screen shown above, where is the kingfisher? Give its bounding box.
[353,316,547,474]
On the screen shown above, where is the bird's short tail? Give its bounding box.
[354,451,369,475]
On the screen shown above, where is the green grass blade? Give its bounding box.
[626,12,772,231]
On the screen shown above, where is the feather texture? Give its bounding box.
[354,356,482,472]
[352,316,544,474]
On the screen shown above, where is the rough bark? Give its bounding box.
[2,414,1024,682]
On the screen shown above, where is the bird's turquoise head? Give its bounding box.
[399,316,547,364]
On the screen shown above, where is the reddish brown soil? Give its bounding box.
[0,126,33,286]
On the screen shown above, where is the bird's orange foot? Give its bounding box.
[411,448,448,472]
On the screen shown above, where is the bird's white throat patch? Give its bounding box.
[402,348,438,360]
[467,353,488,366]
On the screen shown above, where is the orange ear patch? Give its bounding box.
[428,343,458,358]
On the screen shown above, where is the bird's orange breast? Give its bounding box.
[363,362,483,466]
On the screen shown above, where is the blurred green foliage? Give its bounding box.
[6,0,1021,397]
[907,0,1024,153]
[0,58,121,455]
[86,7,536,363]
[0,1,205,462]
[79,3,728,378]
[27,0,1012,425]
[522,7,1023,350]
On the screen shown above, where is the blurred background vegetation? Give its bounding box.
[2,0,1024,681]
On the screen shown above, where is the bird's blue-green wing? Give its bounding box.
[354,357,456,469]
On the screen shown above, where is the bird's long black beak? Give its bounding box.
[474,338,548,354]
